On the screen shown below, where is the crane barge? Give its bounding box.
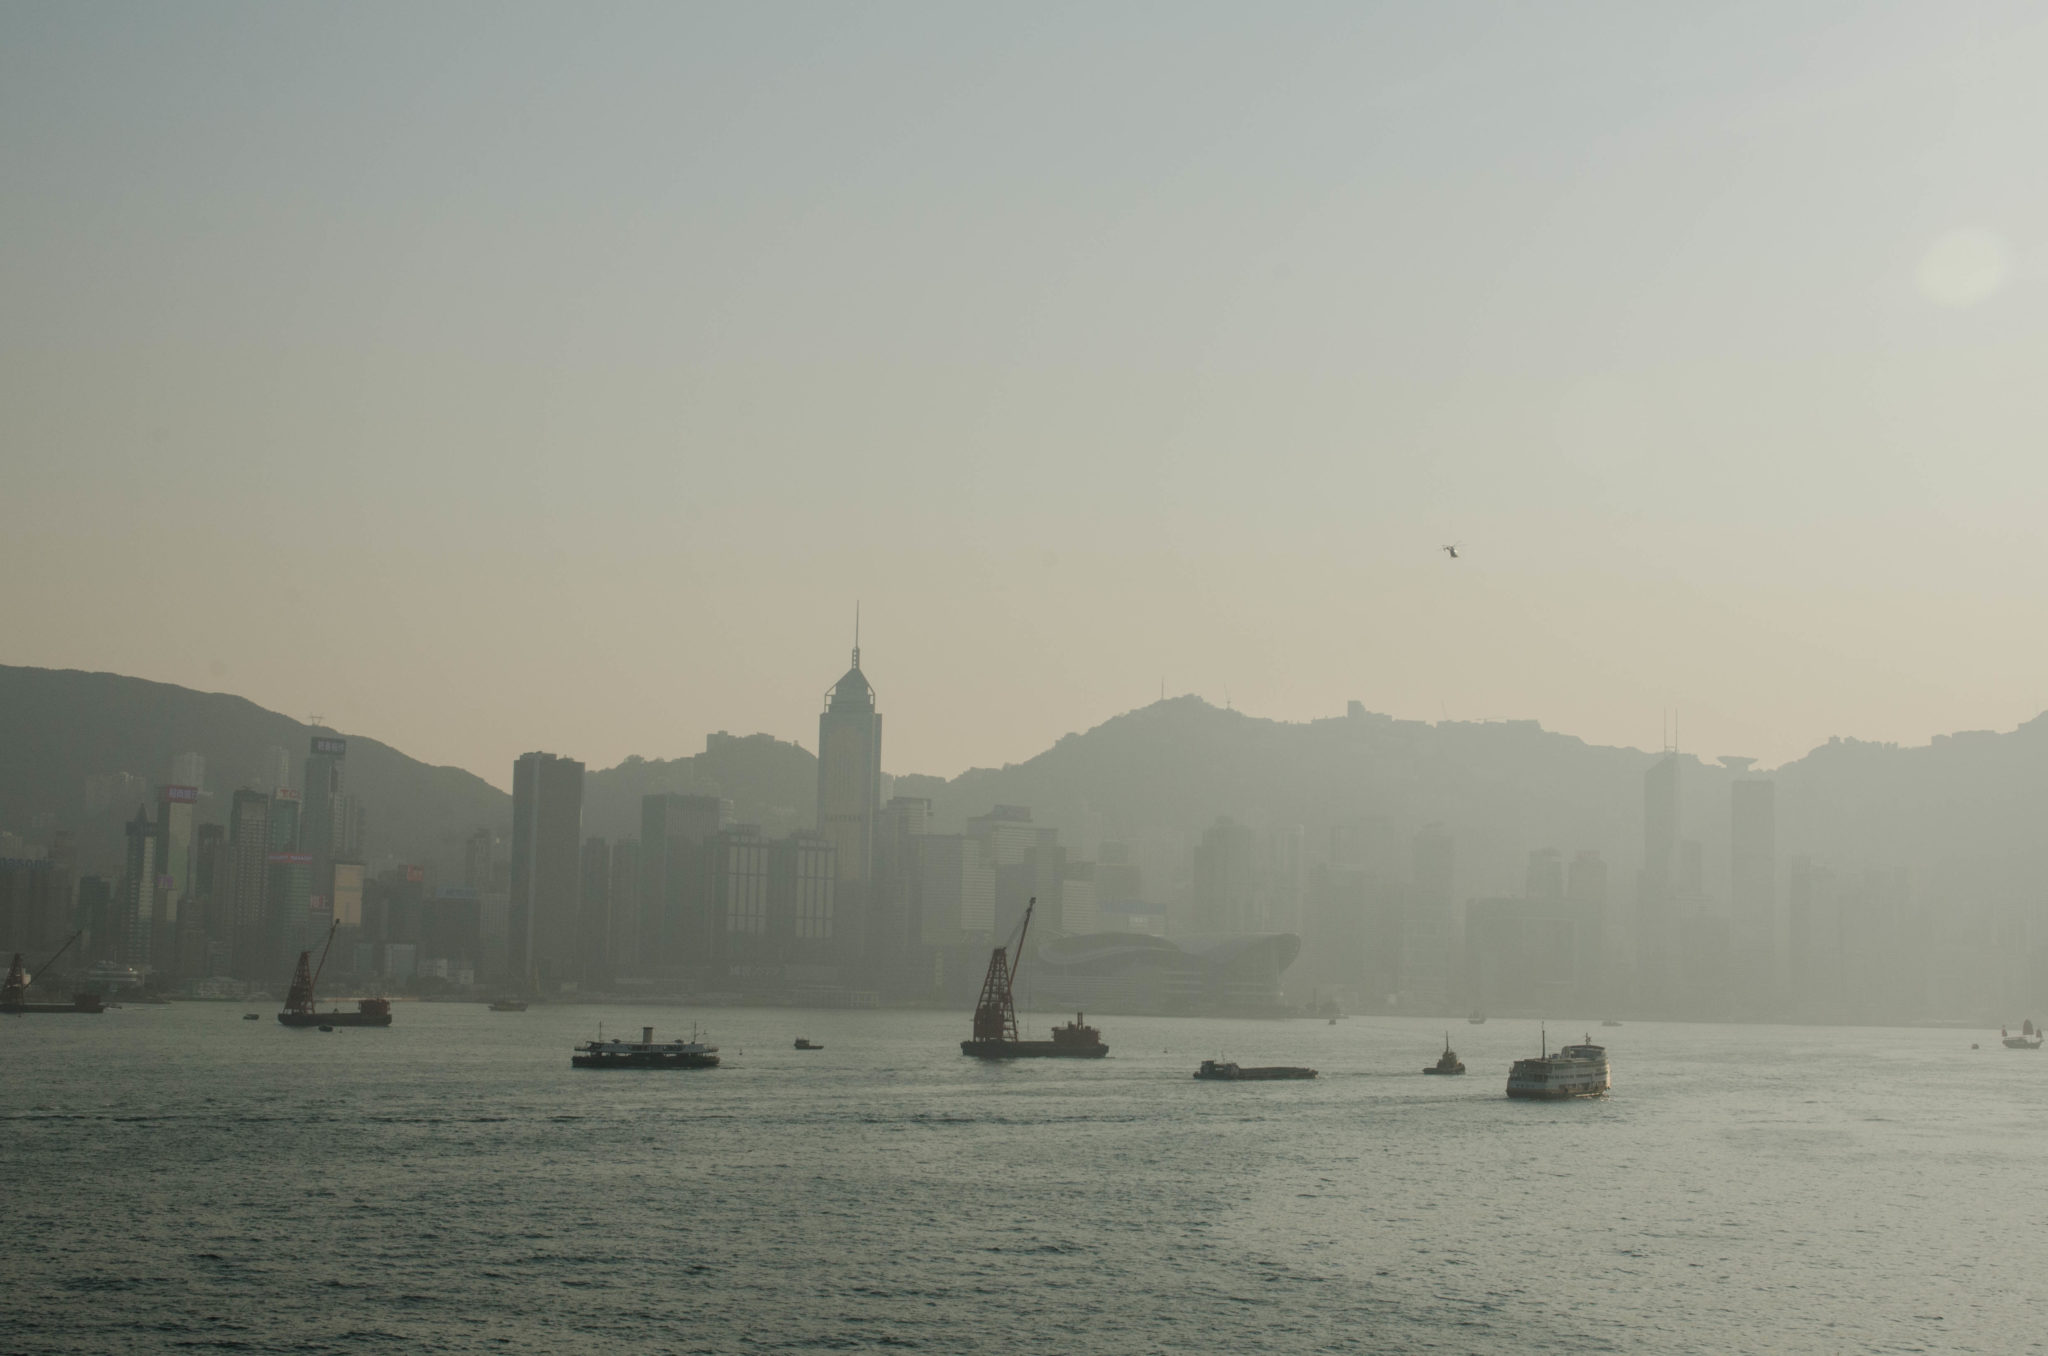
[278,919,391,1027]
[960,897,1107,1059]
[0,933,105,1014]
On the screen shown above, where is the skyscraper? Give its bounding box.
[638,793,727,970]
[816,627,882,959]
[1636,752,1681,1005]
[580,835,611,982]
[1730,775,1778,1004]
[118,805,157,966]
[225,789,271,979]
[154,782,197,970]
[302,736,347,906]
[510,752,584,989]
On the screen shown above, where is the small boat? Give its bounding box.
[242,1013,260,1021]
[573,1025,720,1069]
[1423,1033,1465,1075]
[1194,1059,1317,1081]
[2002,1021,2042,1050]
[318,1024,335,1032]
[488,999,529,1012]
[1467,1013,1487,1025]
[793,1038,823,1050]
[1601,1018,1623,1028]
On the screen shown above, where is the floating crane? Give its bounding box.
[278,919,392,1027]
[1,931,104,1014]
[959,897,1108,1059]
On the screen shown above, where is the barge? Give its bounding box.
[1194,1059,1316,1081]
[961,897,1109,1059]
[278,920,392,1027]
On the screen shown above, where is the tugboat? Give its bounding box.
[961,898,1109,1058]
[1506,1028,1610,1099]
[277,921,392,1027]
[1423,1033,1465,1075]
[2002,1020,2043,1050]
[572,1025,720,1069]
[1194,1059,1317,1081]
[0,935,106,1014]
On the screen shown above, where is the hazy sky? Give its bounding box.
[6,3,2048,789]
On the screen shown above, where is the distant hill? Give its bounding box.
[8,665,2044,923]
[896,697,1674,903]
[897,695,2048,918]
[582,734,819,842]
[0,665,513,877]
[0,666,822,879]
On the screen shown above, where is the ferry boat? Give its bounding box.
[1506,1030,1609,1099]
[1194,1059,1316,1081]
[573,1025,719,1069]
[1423,1034,1465,1075]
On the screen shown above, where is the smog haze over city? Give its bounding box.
[7,5,2048,1355]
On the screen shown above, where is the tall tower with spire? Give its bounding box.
[816,611,882,957]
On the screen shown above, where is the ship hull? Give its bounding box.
[1,1001,104,1015]
[1506,1065,1609,1098]
[571,1053,720,1069]
[961,1039,1107,1059]
[1194,1066,1315,1080]
[279,1011,392,1027]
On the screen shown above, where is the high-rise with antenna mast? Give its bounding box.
[816,607,882,961]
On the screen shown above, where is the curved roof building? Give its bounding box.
[1022,931,1301,1015]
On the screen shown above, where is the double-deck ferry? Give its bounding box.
[1506,1031,1610,1099]
[572,1025,720,1069]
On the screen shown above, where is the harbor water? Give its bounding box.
[3,1006,2043,1354]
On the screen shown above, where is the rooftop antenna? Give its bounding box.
[852,601,861,669]
[307,714,326,731]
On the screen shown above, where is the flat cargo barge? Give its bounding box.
[1194,1060,1316,1080]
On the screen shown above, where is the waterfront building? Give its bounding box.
[1730,774,1778,1003]
[224,789,272,979]
[118,805,157,967]
[816,630,882,960]
[638,793,726,971]
[153,782,197,970]
[580,835,611,984]
[510,751,585,989]
[607,837,640,975]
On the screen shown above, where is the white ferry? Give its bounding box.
[1506,1031,1610,1099]
[571,1025,720,1069]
